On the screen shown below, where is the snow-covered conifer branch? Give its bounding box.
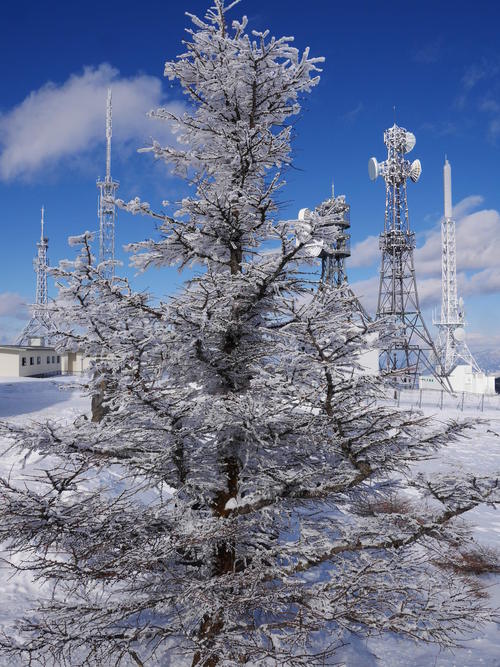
[0,2,499,666]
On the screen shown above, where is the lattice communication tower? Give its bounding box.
[97,88,119,280]
[17,207,51,344]
[433,158,480,374]
[369,123,444,387]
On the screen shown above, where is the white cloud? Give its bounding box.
[462,62,490,91]
[462,267,500,296]
[0,63,184,181]
[466,332,500,352]
[0,292,29,320]
[419,120,457,138]
[349,235,379,268]
[350,275,379,314]
[341,102,363,123]
[415,196,500,280]
[413,37,442,65]
[454,59,500,141]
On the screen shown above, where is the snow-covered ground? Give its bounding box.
[0,376,499,666]
[365,401,500,666]
[0,376,90,657]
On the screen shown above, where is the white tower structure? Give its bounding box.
[297,185,370,322]
[369,123,447,388]
[16,207,51,344]
[298,185,351,286]
[434,158,480,374]
[96,88,119,280]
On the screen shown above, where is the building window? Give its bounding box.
[37,356,41,365]
[47,356,51,364]
[30,357,34,366]
[57,355,60,363]
[52,356,55,363]
[22,357,27,366]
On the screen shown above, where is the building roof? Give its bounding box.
[0,345,57,352]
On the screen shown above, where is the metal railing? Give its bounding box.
[387,387,500,414]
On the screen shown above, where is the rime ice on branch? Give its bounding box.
[1,2,499,666]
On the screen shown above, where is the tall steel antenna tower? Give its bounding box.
[16,207,51,344]
[96,88,119,280]
[369,123,443,387]
[434,157,480,374]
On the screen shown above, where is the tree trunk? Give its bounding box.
[192,452,240,667]
[91,379,111,422]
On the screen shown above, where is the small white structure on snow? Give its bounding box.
[0,338,61,378]
[420,364,500,395]
[0,337,90,378]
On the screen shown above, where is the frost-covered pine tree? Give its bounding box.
[1,2,499,665]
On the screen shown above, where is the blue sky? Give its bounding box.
[1,0,499,351]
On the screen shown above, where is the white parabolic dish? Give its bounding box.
[454,327,466,342]
[405,132,416,153]
[410,159,422,183]
[368,157,379,181]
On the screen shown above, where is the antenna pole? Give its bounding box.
[106,88,112,182]
[97,88,119,280]
[434,157,481,374]
[16,208,51,344]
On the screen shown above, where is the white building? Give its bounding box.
[0,338,61,378]
[61,351,91,375]
[420,364,500,395]
[0,337,90,378]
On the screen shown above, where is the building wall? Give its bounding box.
[77,352,91,373]
[60,353,69,374]
[0,350,21,377]
[420,364,500,395]
[61,352,92,375]
[0,348,62,378]
[19,349,61,377]
[62,352,91,374]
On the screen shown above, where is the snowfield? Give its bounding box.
[0,376,89,657]
[1,376,499,666]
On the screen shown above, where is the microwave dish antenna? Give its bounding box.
[409,159,422,182]
[404,132,416,153]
